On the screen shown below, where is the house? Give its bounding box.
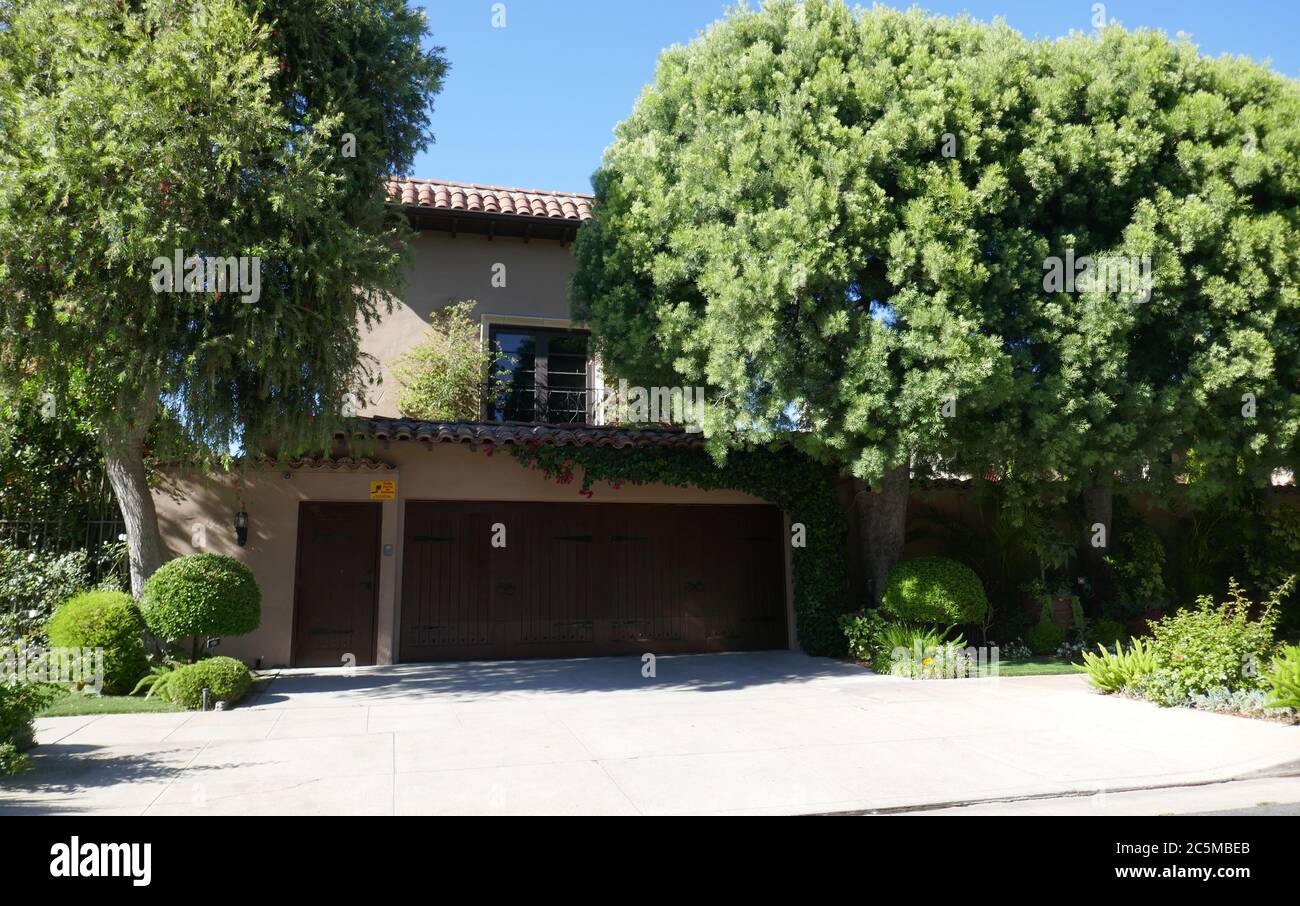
[152,178,798,668]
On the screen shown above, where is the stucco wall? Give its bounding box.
[360,231,579,417]
[154,443,776,668]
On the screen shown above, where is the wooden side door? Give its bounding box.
[292,502,382,667]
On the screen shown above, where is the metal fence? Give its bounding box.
[0,474,127,585]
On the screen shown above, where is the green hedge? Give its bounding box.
[166,656,252,710]
[881,556,988,626]
[46,591,148,694]
[140,554,261,645]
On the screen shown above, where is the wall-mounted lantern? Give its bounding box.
[234,510,249,547]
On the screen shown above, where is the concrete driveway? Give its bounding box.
[3,651,1298,815]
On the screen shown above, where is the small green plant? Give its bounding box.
[1264,645,1300,711]
[130,659,188,700]
[876,623,969,678]
[0,680,56,774]
[394,301,514,421]
[881,556,988,626]
[840,609,890,663]
[1086,618,1128,648]
[1025,618,1065,655]
[1144,576,1293,705]
[46,591,148,694]
[164,656,253,710]
[140,555,261,660]
[1081,637,1157,693]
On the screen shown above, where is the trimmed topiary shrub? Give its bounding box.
[881,556,988,626]
[46,591,148,694]
[165,656,252,710]
[1026,619,1066,656]
[140,554,261,654]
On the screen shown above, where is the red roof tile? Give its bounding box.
[386,177,593,222]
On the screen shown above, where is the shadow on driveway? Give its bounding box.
[249,651,873,707]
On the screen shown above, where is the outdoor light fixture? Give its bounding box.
[234,510,249,547]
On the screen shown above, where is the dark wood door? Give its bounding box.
[399,502,788,662]
[293,502,382,667]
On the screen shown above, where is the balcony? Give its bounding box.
[484,381,599,425]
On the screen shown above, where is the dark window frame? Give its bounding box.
[487,324,594,424]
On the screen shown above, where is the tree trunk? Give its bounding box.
[855,463,911,607]
[1081,480,1114,615]
[100,393,164,597]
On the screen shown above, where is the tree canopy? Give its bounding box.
[571,0,1300,602]
[0,0,446,591]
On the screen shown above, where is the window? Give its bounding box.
[487,326,592,423]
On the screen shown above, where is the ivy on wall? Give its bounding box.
[506,441,849,656]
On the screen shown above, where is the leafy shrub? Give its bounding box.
[164,656,252,710]
[393,301,512,421]
[1081,638,1156,693]
[140,555,261,653]
[1104,520,1168,617]
[1142,577,1291,705]
[1086,618,1128,648]
[0,543,91,644]
[1188,687,1274,717]
[1025,619,1065,655]
[131,659,187,700]
[46,591,148,694]
[1248,506,1300,636]
[0,680,56,775]
[1264,645,1300,711]
[881,556,988,626]
[878,623,970,679]
[840,609,890,664]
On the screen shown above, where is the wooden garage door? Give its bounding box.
[399,502,787,662]
[292,502,382,667]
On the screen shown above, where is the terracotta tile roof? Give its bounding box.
[278,456,395,472]
[340,418,705,450]
[386,177,593,222]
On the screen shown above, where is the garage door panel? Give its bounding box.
[400,501,787,661]
[607,506,686,647]
[400,504,494,660]
[516,504,597,649]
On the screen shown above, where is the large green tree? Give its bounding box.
[572,0,1300,608]
[988,26,1300,600]
[0,0,445,593]
[573,1,1034,602]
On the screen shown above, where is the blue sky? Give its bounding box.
[411,1,1300,194]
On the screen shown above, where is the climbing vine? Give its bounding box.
[506,442,849,655]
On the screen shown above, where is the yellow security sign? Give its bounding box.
[369,480,396,500]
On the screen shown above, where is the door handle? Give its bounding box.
[495,582,515,596]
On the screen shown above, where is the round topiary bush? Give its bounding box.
[46,591,148,694]
[1026,619,1066,656]
[165,656,252,710]
[881,556,988,626]
[140,554,261,646]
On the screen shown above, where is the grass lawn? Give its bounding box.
[997,657,1086,677]
[38,688,181,717]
